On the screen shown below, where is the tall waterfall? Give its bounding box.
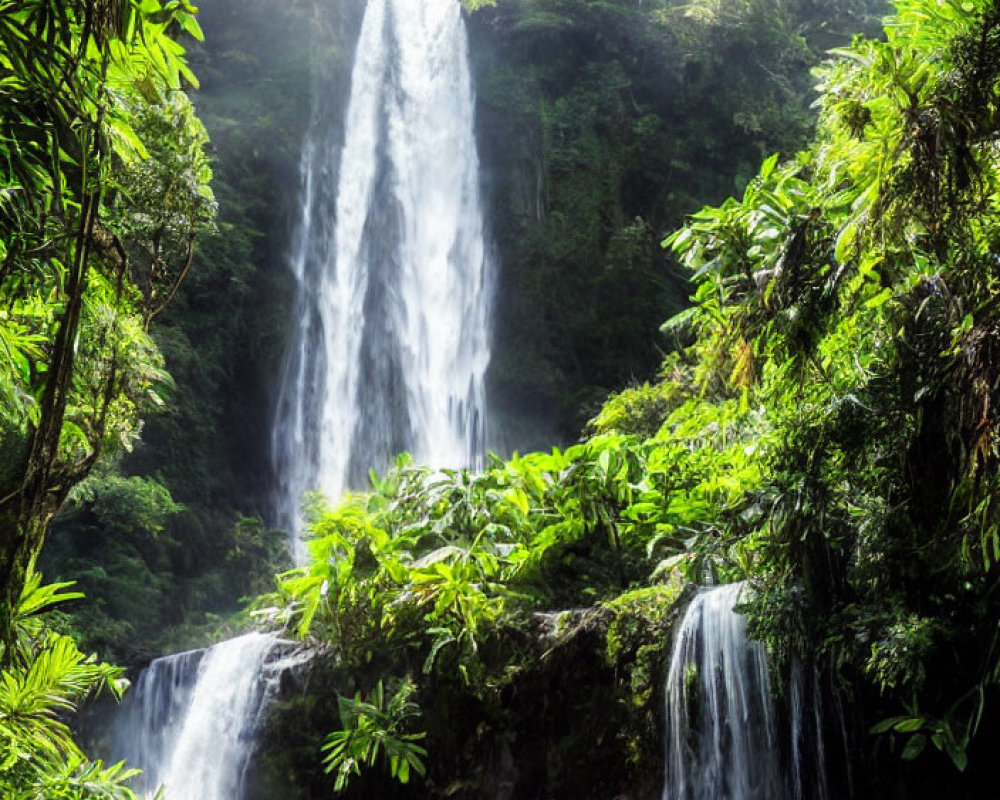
[273,0,494,558]
[112,632,279,800]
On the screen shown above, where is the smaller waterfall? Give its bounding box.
[789,659,832,800]
[664,583,783,800]
[663,583,840,800]
[113,632,279,800]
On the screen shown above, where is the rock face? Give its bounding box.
[251,585,685,800]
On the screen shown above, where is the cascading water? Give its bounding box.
[662,583,835,800]
[112,632,279,800]
[273,0,494,559]
[664,583,783,800]
[108,6,492,796]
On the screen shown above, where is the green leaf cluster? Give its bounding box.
[322,679,427,792]
[0,571,148,800]
[42,472,288,663]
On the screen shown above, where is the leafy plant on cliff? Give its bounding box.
[265,398,769,793]
[322,679,427,791]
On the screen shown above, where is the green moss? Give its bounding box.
[588,382,680,438]
[603,580,685,663]
[600,580,688,768]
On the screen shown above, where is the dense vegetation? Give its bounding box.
[473,0,887,440]
[0,0,212,637]
[0,0,212,795]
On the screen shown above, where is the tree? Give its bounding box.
[0,0,213,650]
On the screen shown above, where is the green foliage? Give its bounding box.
[105,92,216,321]
[659,0,1000,778]
[265,399,768,786]
[474,0,887,437]
[0,571,146,800]
[0,0,214,640]
[602,582,684,723]
[587,381,679,438]
[269,432,702,651]
[0,0,208,443]
[70,474,183,536]
[42,0,319,660]
[322,679,427,792]
[42,473,289,662]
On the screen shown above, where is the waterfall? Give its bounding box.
[663,583,851,800]
[662,583,836,800]
[107,4,492,795]
[664,583,783,800]
[112,632,279,800]
[272,0,494,559]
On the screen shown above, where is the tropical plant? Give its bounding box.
[321,678,427,792]
[0,570,149,799]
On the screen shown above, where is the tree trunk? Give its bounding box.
[0,188,97,655]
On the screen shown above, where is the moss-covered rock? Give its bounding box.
[255,581,690,800]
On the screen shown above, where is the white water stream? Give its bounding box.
[273,0,494,560]
[662,583,834,800]
[664,583,783,800]
[113,632,279,800]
